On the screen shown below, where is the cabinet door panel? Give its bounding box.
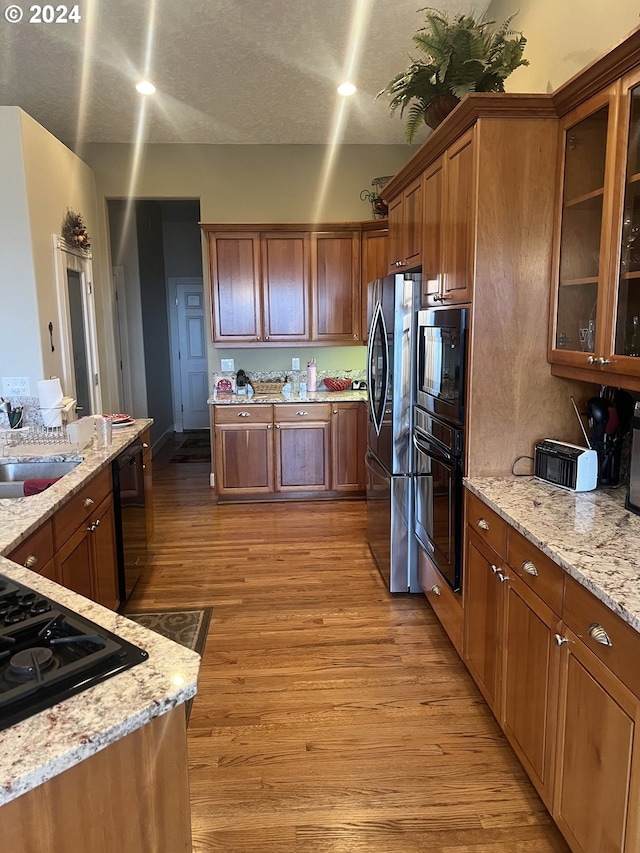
[361,227,388,340]
[463,534,502,715]
[215,424,273,494]
[554,630,640,853]
[55,525,93,600]
[404,177,423,268]
[386,196,403,272]
[92,498,120,610]
[312,233,360,342]
[331,402,365,492]
[443,129,476,303]
[422,158,443,306]
[502,572,560,809]
[210,233,261,341]
[261,233,309,341]
[276,422,329,491]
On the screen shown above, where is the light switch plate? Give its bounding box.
[2,377,31,396]
[220,358,234,372]
[291,358,300,370]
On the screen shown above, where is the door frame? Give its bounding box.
[167,276,205,433]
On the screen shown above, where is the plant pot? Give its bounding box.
[424,93,460,130]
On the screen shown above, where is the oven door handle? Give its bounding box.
[413,432,453,463]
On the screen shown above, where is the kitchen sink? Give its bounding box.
[0,460,80,498]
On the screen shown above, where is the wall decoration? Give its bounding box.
[61,209,91,251]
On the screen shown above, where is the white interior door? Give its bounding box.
[169,279,208,431]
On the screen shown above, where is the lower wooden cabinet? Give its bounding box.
[55,494,119,610]
[418,545,463,656]
[7,519,56,581]
[212,401,366,501]
[463,490,640,853]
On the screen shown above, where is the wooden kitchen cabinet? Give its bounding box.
[7,519,57,581]
[311,231,361,343]
[441,128,476,304]
[213,404,274,497]
[386,174,423,273]
[554,626,640,853]
[261,232,310,341]
[274,403,330,492]
[209,232,262,343]
[54,493,119,610]
[330,401,366,493]
[550,66,640,392]
[421,156,444,306]
[50,467,119,610]
[361,222,388,340]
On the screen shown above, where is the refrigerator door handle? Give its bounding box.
[413,431,453,463]
[367,302,390,436]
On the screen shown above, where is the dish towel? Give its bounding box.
[23,478,61,496]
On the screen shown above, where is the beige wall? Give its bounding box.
[486,0,639,93]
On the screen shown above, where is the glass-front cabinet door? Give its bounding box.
[613,73,640,369]
[551,87,618,369]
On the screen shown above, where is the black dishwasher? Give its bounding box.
[112,440,147,606]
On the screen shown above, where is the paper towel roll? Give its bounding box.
[37,378,63,409]
[38,378,64,428]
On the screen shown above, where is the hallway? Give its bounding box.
[129,439,569,852]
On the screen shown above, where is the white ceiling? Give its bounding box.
[0,0,490,149]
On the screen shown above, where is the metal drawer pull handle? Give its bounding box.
[83,497,94,508]
[296,411,309,416]
[490,564,500,574]
[24,555,38,568]
[237,412,250,417]
[430,585,441,596]
[477,518,489,530]
[588,623,612,646]
[522,560,538,576]
[555,634,571,646]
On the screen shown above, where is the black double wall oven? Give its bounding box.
[413,307,467,592]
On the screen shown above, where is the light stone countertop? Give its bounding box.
[0,420,201,807]
[464,476,640,634]
[208,390,368,405]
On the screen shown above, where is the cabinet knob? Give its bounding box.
[87,523,95,532]
[267,424,272,429]
[497,572,510,583]
[265,335,270,340]
[256,336,261,341]
[588,623,612,646]
[554,634,571,646]
[24,555,38,568]
[142,463,146,470]
[521,559,538,576]
[237,412,250,417]
[83,497,94,508]
[142,442,149,449]
[490,563,501,574]
[333,410,338,414]
[275,424,280,429]
[430,585,441,596]
[587,356,596,364]
[476,518,489,530]
[596,357,610,366]
[353,334,358,339]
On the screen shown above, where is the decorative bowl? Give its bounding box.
[324,378,352,392]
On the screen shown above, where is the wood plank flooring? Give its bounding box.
[129,437,570,853]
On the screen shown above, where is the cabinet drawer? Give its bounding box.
[418,546,463,655]
[8,520,54,572]
[563,574,640,698]
[53,467,112,549]
[214,404,273,424]
[507,527,564,615]
[274,403,330,422]
[466,491,507,559]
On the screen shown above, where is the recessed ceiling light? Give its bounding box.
[136,80,156,95]
[337,82,357,97]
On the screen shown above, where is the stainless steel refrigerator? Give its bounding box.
[365,272,421,593]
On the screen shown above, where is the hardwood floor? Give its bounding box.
[129,436,570,853]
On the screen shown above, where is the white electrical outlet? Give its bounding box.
[291,357,300,371]
[2,377,31,397]
[220,358,235,372]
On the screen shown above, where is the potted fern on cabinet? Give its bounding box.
[377,8,529,142]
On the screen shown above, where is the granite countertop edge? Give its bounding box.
[208,390,368,405]
[464,476,640,634]
[0,420,201,807]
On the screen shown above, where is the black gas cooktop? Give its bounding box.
[0,574,148,732]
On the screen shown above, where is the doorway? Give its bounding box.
[169,278,209,431]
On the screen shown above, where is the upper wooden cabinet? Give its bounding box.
[311,231,361,343]
[361,222,388,340]
[420,129,476,308]
[205,225,362,346]
[550,66,640,391]
[386,175,423,273]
